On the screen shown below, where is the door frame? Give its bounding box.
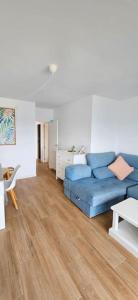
[48,120,58,169]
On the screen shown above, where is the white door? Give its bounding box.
[44,123,49,163]
[48,120,58,169]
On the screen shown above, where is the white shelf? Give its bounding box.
[109,220,138,258]
[111,198,138,228]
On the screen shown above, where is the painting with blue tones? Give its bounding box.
[0,108,16,145]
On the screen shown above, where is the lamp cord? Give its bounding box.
[22,73,53,100]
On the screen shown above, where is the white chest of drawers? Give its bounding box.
[56,150,86,180]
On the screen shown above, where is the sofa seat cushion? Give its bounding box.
[64,177,98,191]
[70,178,135,207]
[127,185,138,199]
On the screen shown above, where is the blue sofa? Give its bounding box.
[64,152,138,218]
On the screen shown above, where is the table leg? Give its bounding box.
[112,211,119,231]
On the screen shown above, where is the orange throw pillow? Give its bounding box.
[108,156,134,181]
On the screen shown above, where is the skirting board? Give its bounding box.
[109,220,138,258]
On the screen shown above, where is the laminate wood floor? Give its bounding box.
[0,162,138,300]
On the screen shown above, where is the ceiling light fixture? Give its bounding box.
[48,64,58,74]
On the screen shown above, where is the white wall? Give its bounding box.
[91,95,118,153]
[0,98,36,178]
[90,95,138,155]
[54,94,138,156]
[54,95,118,153]
[54,97,92,152]
[117,97,138,155]
[35,107,53,122]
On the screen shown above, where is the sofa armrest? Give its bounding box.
[65,164,91,181]
[127,184,138,199]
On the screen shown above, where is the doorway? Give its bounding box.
[36,120,58,170]
[36,122,49,163]
[37,124,41,160]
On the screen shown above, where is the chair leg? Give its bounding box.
[8,190,18,210]
[12,190,18,201]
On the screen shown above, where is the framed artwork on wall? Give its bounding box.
[0,107,16,145]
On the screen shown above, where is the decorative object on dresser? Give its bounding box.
[56,149,86,180]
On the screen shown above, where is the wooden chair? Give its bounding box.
[4,165,21,210]
[3,167,14,180]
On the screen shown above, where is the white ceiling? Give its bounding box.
[0,0,138,108]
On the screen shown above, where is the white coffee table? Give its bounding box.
[109,198,138,258]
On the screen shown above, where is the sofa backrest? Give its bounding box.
[119,153,138,181]
[86,152,115,169]
[92,166,115,179]
[86,152,116,179]
[119,153,138,168]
